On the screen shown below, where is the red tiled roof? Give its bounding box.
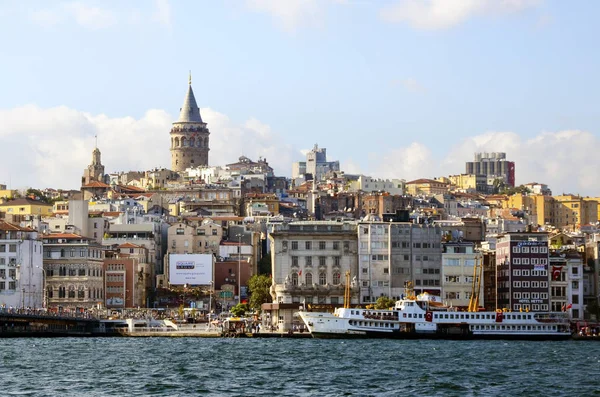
[0,220,28,231]
[118,242,142,249]
[0,198,52,207]
[82,181,111,188]
[45,233,86,240]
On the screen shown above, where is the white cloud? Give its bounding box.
[362,130,599,196]
[392,78,426,93]
[380,0,542,30]
[245,0,326,31]
[62,2,117,30]
[29,1,171,30]
[0,105,294,190]
[152,0,172,27]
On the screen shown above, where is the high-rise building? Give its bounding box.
[292,144,340,182]
[170,74,210,172]
[465,152,515,187]
[495,232,550,312]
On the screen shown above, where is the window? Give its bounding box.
[68,286,76,298]
[572,267,579,275]
[522,247,529,253]
[362,268,368,274]
[305,241,312,250]
[291,241,298,250]
[333,241,340,250]
[572,295,579,304]
[319,241,326,250]
[78,269,86,276]
[9,244,16,252]
[78,286,85,299]
[291,273,298,286]
[8,281,16,290]
[197,229,205,236]
[333,272,341,285]
[319,272,327,285]
[319,256,326,267]
[0,269,4,278]
[292,256,299,267]
[8,269,16,278]
[334,256,341,267]
[176,228,185,235]
[212,229,218,236]
[305,272,313,285]
[305,256,312,267]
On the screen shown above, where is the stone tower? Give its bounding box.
[170,74,210,172]
[82,142,106,185]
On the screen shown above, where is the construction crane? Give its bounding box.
[344,271,351,308]
[468,255,483,312]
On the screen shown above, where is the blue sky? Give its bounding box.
[0,0,598,194]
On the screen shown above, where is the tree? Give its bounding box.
[374,296,396,310]
[257,252,271,275]
[230,303,250,317]
[248,274,272,311]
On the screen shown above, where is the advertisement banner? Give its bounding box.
[169,254,213,285]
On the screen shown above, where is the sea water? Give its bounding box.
[0,338,597,396]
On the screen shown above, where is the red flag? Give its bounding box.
[566,303,572,310]
[495,312,503,322]
[298,269,302,276]
[552,266,562,281]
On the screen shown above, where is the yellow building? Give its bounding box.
[0,197,53,216]
[583,197,600,222]
[447,174,487,193]
[0,189,18,203]
[503,194,598,229]
[405,178,449,196]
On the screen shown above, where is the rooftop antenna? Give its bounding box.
[189,70,192,85]
[95,134,98,149]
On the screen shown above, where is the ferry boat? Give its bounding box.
[298,292,572,340]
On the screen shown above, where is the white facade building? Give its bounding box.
[0,221,44,309]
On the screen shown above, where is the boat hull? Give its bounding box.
[309,330,572,341]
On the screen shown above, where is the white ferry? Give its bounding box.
[298,293,572,340]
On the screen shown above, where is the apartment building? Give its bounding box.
[0,221,43,309]
[357,219,443,302]
[496,232,550,312]
[441,241,483,309]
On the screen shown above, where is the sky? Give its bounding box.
[0,0,599,195]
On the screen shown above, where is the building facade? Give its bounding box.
[43,233,104,310]
[0,221,43,309]
[465,152,515,187]
[357,220,443,303]
[441,241,483,309]
[495,232,550,312]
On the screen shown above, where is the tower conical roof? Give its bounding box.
[177,84,203,123]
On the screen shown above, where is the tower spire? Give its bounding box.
[189,70,192,85]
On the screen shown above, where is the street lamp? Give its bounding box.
[36,266,48,309]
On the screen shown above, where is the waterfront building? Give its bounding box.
[170,75,210,172]
[0,221,43,309]
[465,152,515,187]
[104,244,151,309]
[549,249,584,320]
[43,233,104,310]
[357,219,443,302]
[495,232,550,312]
[441,241,483,309]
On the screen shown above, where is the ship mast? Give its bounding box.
[468,255,483,312]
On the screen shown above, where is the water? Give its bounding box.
[0,338,598,396]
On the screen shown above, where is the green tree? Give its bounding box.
[374,296,396,310]
[26,188,50,203]
[257,252,272,275]
[248,274,272,311]
[230,303,250,317]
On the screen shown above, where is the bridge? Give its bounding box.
[0,310,104,337]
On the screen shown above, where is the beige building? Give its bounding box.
[405,179,449,196]
[167,219,223,256]
[43,233,105,310]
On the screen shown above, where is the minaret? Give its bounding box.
[170,72,210,172]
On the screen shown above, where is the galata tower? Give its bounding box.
[170,73,210,172]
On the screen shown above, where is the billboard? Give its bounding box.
[169,254,213,285]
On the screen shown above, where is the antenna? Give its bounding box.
[189,70,192,85]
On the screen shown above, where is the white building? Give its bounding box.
[347,175,405,195]
[0,221,44,309]
[441,241,483,309]
[358,219,444,303]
